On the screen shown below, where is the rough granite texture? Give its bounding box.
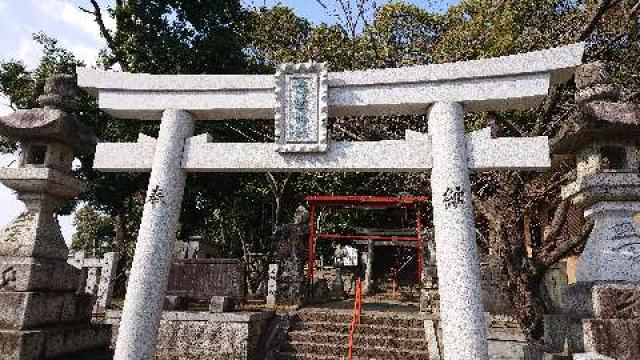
[105,310,274,360]
[113,109,195,359]
[583,318,640,359]
[592,283,640,319]
[576,202,640,283]
[269,209,308,306]
[429,102,489,360]
[97,126,550,173]
[77,43,584,120]
[540,283,640,359]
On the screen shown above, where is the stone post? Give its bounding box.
[363,239,374,295]
[96,251,119,311]
[428,102,489,360]
[114,109,194,359]
[266,263,278,306]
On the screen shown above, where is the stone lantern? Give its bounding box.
[0,75,110,359]
[553,62,640,283]
[536,62,640,360]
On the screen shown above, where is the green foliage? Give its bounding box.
[71,205,115,256]
[105,0,248,74]
[0,33,81,152]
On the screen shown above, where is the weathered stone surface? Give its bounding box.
[0,74,107,360]
[166,258,246,303]
[577,203,640,283]
[0,329,44,360]
[0,292,92,330]
[581,101,640,124]
[574,62,610,89]
[271,208,307,306]
[0,258,80,292]
[543,315,569,353]
[592,283,640,319]
[106,310,274,360]
[573,353,615,360]
[481,258,513,315]
[583,319,640,360]
[163,295,188,311]
[0,110,96,155]
[0,324,111,360]
[38,74,77,109]
[0,211,70,260]
[78,43,585,121]
[564,283,595,318]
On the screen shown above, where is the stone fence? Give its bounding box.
[68,251,119,314]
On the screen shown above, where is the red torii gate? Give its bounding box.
[303,195,428,281]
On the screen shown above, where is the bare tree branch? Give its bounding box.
[534,87,558,136]
[489,111,525,137]
[81,0,129,71]
[538,220,593,267]
[541,198,570,243]
[577,0,616,41]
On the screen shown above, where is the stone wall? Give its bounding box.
[104,310,274,359]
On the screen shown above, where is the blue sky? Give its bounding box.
[0,0,459,243]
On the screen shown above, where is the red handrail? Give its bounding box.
[348,278,362,360]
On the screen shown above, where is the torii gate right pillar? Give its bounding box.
[429,102,489,359]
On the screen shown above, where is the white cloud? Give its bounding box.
[0,94,13,116]
[16,36,41,69]
[33,0,104,41]
[0,0,9,13]
[0,153,25,229]
[67,41,100,67]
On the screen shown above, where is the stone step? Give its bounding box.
[276,352,351,360]
[283,341,429,359]
[290,321,425,338]
[295,310,425,328]
[276,352,371,360]
[287,330,429,350]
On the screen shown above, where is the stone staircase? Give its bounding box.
[277,308,431,359]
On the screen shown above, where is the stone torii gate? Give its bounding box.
[78,43,584,360]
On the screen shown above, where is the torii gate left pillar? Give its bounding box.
[114,109,194,359]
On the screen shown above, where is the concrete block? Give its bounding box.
[209,296,235,313]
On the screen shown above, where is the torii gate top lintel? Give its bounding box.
[78,43,584,121]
